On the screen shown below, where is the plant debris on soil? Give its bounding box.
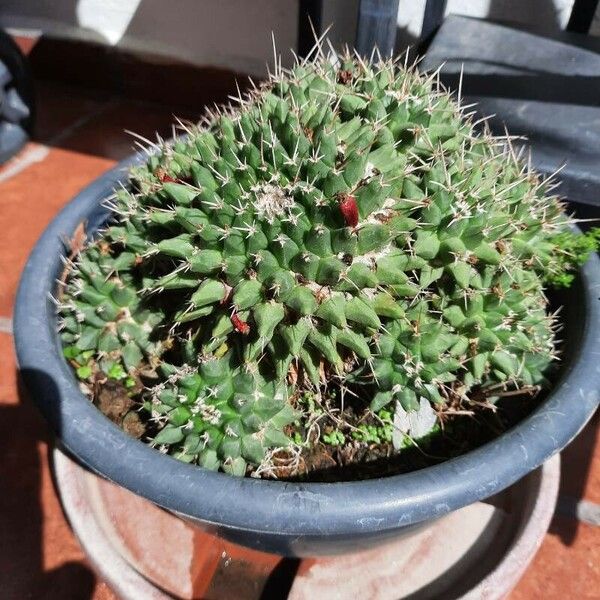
[88,366,551,482]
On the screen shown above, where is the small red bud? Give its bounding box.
[339,194,359,228]
[231,313,250,335]
[337,69,353,84]
[154,168,178,183]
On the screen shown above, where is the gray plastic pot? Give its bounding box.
[14,155,600,557]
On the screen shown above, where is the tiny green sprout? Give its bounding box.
[352,424,382,444]
[76,365,92,379]
[395,433,414,450]
[380,423,393,443]
[125,376,136,389]
[378,409,393,422]
[323,429,346,446]
[63,346,80,360]
[107,362,127,380]
[301,392,322,415]
[79,350,94,362]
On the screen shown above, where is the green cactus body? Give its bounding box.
[146,360,298,475]
[58,51,591,476]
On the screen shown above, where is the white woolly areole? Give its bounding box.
[252,184,294,222]
[352,243,395,266]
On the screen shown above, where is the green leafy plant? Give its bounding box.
[546,227,600,288]
[58,48,598,478]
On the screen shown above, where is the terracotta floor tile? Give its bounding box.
[13,34,39,56]
[510,515,600,600]
[0,332,18,406]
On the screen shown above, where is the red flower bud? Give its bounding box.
[154,168,178,183]
[339,194,359,228]
[231,313,250,335]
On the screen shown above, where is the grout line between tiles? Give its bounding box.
[0,144,50,183]
[0,316,13,333]
[556,495,600,527]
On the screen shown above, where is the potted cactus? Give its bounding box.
[15,51,600,555]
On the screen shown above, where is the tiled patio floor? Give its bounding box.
[0,55,598,600]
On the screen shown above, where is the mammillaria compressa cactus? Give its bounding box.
[58,49,597,478]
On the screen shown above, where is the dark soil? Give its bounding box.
[276,387,544,482]
[91,372,547,482]
[93,378,145,439]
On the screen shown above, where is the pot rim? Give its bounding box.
[14,155,600,538]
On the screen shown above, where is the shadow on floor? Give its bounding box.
[550,410,600,545]
[0,375,96,600]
